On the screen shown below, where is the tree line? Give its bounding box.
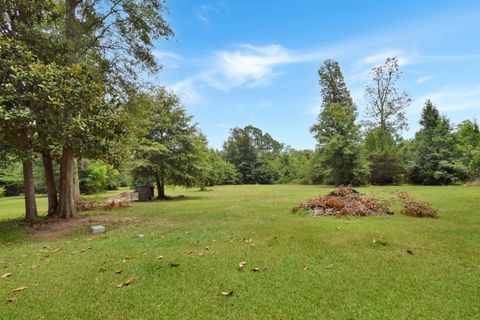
[1,2,479,222]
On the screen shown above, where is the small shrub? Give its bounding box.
[396,191,438,218]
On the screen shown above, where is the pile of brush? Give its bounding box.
[75,198,129,212]
[292,186,392,217]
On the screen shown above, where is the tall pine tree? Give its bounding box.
[411,100,467,185]
[310,60,368,186]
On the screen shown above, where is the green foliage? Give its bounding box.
[274,148,313,184]
[364,128,403,185]
[362,57,411,184]
[130,88,203,193]
[0,38,125,161]
[223,125,283,184]
[455,119,480,179]
[79,159,121,194]
[312,103,368,185]
[199,149,237,186]
[311,60,368,186]
[410,100,467,185]
[0,162,23,196]
[316,59,356,111]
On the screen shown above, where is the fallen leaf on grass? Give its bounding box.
[116,277,135,288]
[238,261,247,270]
[303,265,309,271]
[406,250,414,255]
[1,272,12,279]
[50,248,62,253]
[252,267,260,272]
[115,269,123,274]
[325,264,336,269]
[169,262,180,268]
[221,291,234,296]
[157,255,164,260]
[7,297,18,302]
[12,287,27,292]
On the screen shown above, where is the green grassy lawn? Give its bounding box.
[0,185,479,319]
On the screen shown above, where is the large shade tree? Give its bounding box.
[1,0,173,218]
[131,88,204,199]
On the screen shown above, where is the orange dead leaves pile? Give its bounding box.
[292,186,392,217]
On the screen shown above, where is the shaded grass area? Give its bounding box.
[0,185,479,319]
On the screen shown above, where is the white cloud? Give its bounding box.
[202,44,327,90]
[415,76,432,84]
[412,85,480,113]
[213,44,300,88]
[153,50,182,61]
[168,78,205,107]
[195,2,227,25]
[359,49,415,67]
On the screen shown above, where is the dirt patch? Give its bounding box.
[28,215,135,241]
[292,186,393,217]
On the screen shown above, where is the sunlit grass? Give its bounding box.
[0,185,479,319]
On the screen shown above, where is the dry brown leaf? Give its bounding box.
[7,297,18,302]
[252,267,260,272]
[303,265,309,270]
[1,272,12,279]
[325,264,336,269]
[238,261,247,270]
[50,248,62,253]
[157,255,164,260]
[198,252,204,256]
[115,269,123,274]
[12,286,27,292]
[221,291,234,296]
[116,277,135,288]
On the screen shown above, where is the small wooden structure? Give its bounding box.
[136,186,154,201]
[124,192,139,202]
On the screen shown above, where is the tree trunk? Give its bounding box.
[155,173,166,200]
[73,158,80,199]
[22,158,38,221]
[42,149,58,217]
[56,147,77,218]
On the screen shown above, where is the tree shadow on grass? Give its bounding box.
[0,218,36,245]
[153,195,204,202]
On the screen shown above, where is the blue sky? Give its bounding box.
[151,0,480,150]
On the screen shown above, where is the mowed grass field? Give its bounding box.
[0,185,479,319]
